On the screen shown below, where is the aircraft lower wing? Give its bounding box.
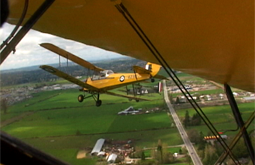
[40,43,104,72]
[40,65,98,91]
[105,91,150,101]
[153,74,167,80]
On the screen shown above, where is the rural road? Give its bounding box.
[163,80,203,165]
[0,112,34,128]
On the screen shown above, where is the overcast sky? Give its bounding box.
[0,23,124,70]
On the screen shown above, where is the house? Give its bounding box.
[118,106,140,115]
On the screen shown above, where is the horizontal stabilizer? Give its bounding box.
[133,66,151,74]
[153,74,167,79]
[40,43,104,72]
[105,91,150,101]
[40,65,98,91]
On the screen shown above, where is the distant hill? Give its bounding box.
[0,57,146,87]
[1,56,134,74]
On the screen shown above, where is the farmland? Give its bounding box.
[1,71,254,165]
[1,83,185,164]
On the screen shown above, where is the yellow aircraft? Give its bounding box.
[39,43,166,107]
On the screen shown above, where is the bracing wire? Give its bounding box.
[115,3,240,165]
[0,0,29,51]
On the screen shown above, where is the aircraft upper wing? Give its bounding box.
[40,65,98,91]
[6,1,254,92]
[40,43,104,72]
[105,91,150,101]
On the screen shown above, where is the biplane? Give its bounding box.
[1,0,254,165]
[39,43,166,107]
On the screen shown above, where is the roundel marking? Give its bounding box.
[119,75,125,82]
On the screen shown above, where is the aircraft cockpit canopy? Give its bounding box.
[100,70,114,78]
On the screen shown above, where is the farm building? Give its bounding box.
[91,138,105,155]
[107,153,117,163]
[118,106,141,115]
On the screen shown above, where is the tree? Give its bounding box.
[162,152,173,164]
[198,131,206,150]
[203,145,219,164]
[187,129,200,144]
[183,110,190,128]
[179,148,182,154]
[157,139,163,163]
[231,138,249,158]
[186,155,192,165]
[175,97,180,104]
[190,113,202,126]
[141,151,145,161]
[152,139,173,164]
[0,98,8,114]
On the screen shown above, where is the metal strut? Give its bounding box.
[90,92,101,107]
[114,2,240,164]
[0,0,28,50]
[0,0,55,64]
[215,111,255,164]
[224,84,254,164]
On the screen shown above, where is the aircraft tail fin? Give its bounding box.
[133,66,151,74]
[145,62,162,77]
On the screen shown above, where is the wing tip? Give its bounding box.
[39,65,56,73]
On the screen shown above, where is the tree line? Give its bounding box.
[183,110,252,164]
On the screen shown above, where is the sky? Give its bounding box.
[0,23,125,70]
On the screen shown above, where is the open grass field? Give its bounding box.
[1,83,184,164]
[1,76,254,164]
[176,102,255,136]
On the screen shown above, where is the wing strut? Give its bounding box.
[215,110,255,164]
[105,91,149,102]
[0,0,28,50]
[114,3,245,164]
[218,84,254,164]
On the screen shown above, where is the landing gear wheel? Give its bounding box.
[96,100,102,107]
[136,99,140,102]
[151,78,155,83]
[78,95,84,102]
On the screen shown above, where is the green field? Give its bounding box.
[1,84,184,164]
[1,79,254,164]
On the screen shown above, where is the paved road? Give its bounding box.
[163,80,203,165]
